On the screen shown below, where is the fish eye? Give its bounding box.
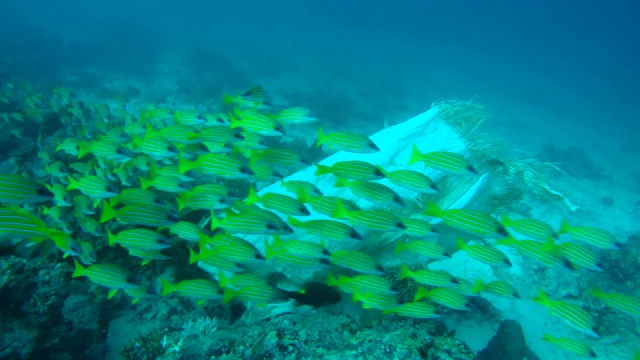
[154,197,167,206]
[37,187,53,197]
[240,166,253,175]
[497,225,509,237]
[71,242,82,255]
[167,145,178,153]
[168,212,180,222]
[300,206,310,215]
[197,114,205,120]
[233,133,245,140]
[197,143,208,152]
[266,223,278,230]
[275,125,286,134]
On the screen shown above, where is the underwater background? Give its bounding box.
[0,0,639,359]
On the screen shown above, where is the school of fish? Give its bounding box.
[1,82,638,359]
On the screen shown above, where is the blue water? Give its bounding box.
[4,0,638,162]
[1,1,638,359]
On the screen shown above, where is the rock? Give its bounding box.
[476,319,539,360]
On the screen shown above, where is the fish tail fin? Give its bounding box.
[210,215,221,232]
[413,287,429,302]
[130,135,142,150]
[332,200,349,219]
[326,273,339,287]
[424,201,442,217]
[265,235,284,260]
[108,289,118,299]
[144,124,157,138]
[297,187,311,203]
[198,232,213,248]
[316,127,326,147]
[99,201,116,224]
[333,177,349,189]
[107,230,117,246]
[455,237,467,251]
[178,155,195,175]
[222,93,236,106]
[558,219,572,235]
[176,193,187,212]
[140,177,152,190]
[287,216,303,228]
[382,308,396,315]
[496,235,516,247]
[352,289,364,303]
[218,272,232,289]
[249,150,261,166]
[245,187,260,206]
[223,288,236,304]
[471,279,485,294]
[541,237,557,252]
[377,165,388,178]
[394,241,407,255]
[408,143,423,165]
[588,288,606,299]
[66,176,79,191]
[533,289,551,307]
[188,248,199,264]
[160,277,175,296]
[314,164,331,176]
[72,258,86,278]
[399,264,413,280]
[229,111,242,129]
[77,142,90,159]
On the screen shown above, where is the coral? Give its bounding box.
[420,335,475,360]
[387,265,421,304]
[136,309,475,360]
[119,327,166,360]
[181,316,218,338]
[0,255,75,359]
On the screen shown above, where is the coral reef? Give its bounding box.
[0,256,73,359]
